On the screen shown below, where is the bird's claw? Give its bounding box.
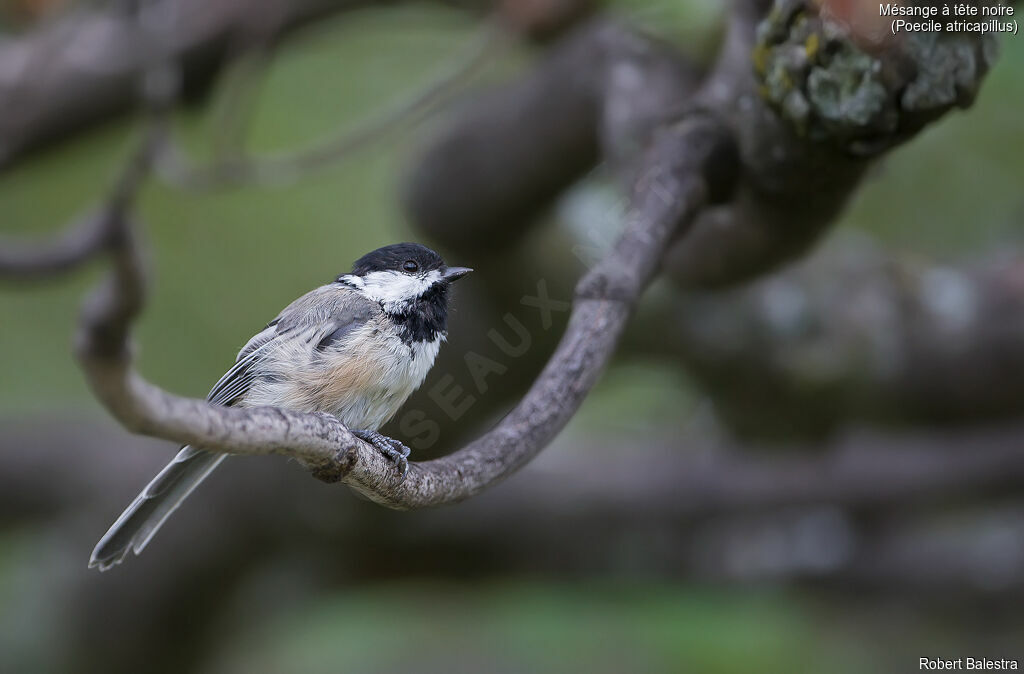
[352,429,411,479]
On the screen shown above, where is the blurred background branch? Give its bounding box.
[628,234,1024,439]
[152,18,506,190]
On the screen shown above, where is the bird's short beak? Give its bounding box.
[442,266,473,282]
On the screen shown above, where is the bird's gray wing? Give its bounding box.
[203,284,380,406]
[204,322,282,406]
[90,285,378,570]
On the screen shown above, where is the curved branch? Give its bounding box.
[76,114,736,509]
[0,128,157,280]
[0,213,111,280]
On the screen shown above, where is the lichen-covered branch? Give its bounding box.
[666,0,999,288]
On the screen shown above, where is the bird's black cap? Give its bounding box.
[351,243,445,276]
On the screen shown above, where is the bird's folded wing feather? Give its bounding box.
[206,284,380,407]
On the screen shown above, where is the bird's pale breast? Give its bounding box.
[242,314,441,431]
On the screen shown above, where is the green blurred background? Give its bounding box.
[1,1,1023,672]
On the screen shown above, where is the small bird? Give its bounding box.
[90,243,471,571]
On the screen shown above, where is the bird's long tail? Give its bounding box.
[89,446,227,571]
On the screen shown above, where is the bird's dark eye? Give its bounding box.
[402,260,419,273]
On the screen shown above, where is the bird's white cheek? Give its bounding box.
[359,270,438,308]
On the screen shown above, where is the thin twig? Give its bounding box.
[154,21,507,190]
[209,48,273,165]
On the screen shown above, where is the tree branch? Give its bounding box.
[0,0,399,168]
[625,235,1024,440]
[75,113,737,508]
[666,0,998,288]
[12,418,1024,524]
[11,0,1010,523]
[0,212,110,280]
[11,417,1024,672]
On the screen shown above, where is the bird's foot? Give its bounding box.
[352,429,411,478]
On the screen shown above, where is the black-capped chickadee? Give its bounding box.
[90,243,471,571]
